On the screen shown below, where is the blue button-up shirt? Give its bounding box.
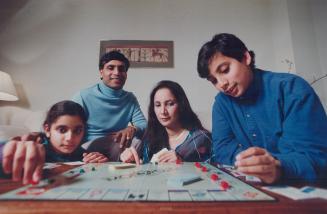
[212,69,327,182]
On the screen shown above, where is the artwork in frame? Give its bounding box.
[99,40,174,68]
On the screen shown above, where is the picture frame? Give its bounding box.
[99,40,174,68]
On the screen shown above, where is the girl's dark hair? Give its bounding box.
[43,100,87,128]
[197,33,256,78]
[146,80,205,155]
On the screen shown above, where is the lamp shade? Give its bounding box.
[0,71,19,101]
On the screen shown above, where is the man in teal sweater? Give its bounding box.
[72,51,146,163]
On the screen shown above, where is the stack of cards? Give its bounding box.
[150,148,168,163]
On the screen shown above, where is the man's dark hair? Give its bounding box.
[99,51,130,71]
[197,33,256,78]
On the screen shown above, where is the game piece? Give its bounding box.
[167,173,202,187]
[79,169,85,173]
[220,181,230,190]
[194,162,202,168]
[201,166,208,172]
[175,159,182,164]
[108,163,136,170]
[210,173,219,181]
[92,167,96,171]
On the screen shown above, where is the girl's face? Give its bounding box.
[44,115,85,154]
[154,88,180,129]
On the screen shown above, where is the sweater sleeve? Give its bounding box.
[130,95,147,138]
[212,99,244,165]
[272,78,327,182]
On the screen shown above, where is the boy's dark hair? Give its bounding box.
[197,33,256,78]
[98,51,130,71]
[43,100,87,128]
[146,80,205,155]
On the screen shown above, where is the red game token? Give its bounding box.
[194,162,202,168]
[210,173,219,181]
[220,181,230,190]
[201,166,207,172]
[176,159,182,164]
[30,180,39,185]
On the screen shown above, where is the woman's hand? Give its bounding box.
[158,150,180,163]
[120,146,140,165]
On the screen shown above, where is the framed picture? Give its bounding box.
[99,40,174,68]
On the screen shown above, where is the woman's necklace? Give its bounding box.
[169,129,186,142]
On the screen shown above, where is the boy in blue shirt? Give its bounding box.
[197,33,327,184]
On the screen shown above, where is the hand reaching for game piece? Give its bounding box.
[2,140,45,185]
[82,152,108,163]
[119,146,140,165]
[234,147,281,184]
[158,150,180,163]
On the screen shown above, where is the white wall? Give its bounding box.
[0,0,326,130]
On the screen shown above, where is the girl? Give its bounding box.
[42,100,108,163]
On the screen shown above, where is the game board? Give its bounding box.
[0,162,275,202]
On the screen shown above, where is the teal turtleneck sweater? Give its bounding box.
[72,82,146,142]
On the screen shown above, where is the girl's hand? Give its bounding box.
[2,140,45,185]
[158,150,179,163]
[82,152,108,163]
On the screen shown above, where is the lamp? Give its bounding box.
[0,71,19,101]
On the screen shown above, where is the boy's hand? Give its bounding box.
[82,152,109,163]
[234,147,281,184]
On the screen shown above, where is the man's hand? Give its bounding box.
[109,126,137,150]
[82,152,109,163]
[119,146,140,165]
[2,140,45,185]
[11,132,42,143]
[158,150,179,163]
[234,147,281,184]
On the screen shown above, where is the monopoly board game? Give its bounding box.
[0,162,275,202]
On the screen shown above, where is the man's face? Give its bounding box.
[207,52,253,97]
[100,60,127,90]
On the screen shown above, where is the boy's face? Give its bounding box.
[100,60,127,90]
[44,115,85,154]
[207,52,253,97]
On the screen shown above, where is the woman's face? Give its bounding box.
[154,88,180,129]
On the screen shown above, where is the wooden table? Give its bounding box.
[0,164,326,214]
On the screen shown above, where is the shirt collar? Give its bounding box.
[99,81,123,97]
[236,69,260,101]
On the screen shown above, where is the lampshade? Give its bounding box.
[0,71,19,101]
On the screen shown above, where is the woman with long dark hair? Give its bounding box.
[143,80,211,163]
